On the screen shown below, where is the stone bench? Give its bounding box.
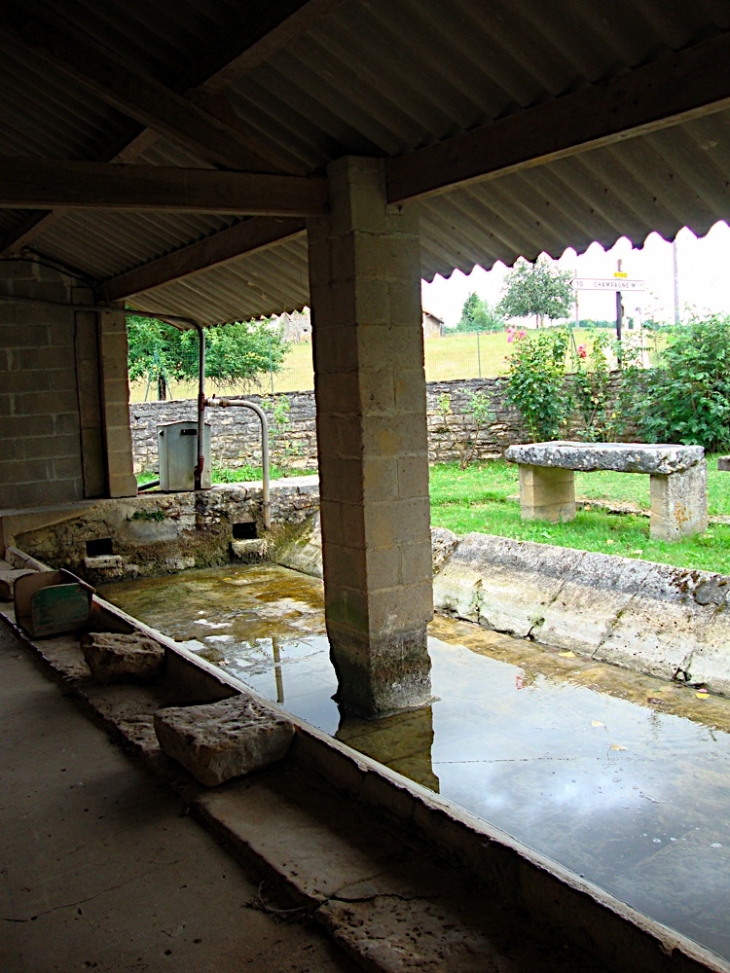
[505,441,707,542]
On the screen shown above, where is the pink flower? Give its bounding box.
[518,330,526,340]
[507,332,515,343]
[578,344,587,359]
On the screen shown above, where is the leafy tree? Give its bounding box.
[640,314,730,450]
[455,292,505,332]
[178,319,288,392]
[498,256,573,328]
[127,316,289,399]
[126,316,183,400]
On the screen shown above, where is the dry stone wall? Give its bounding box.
[130,374,640,474]
[130,379,529,473]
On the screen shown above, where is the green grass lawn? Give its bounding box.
[429,457,730,575]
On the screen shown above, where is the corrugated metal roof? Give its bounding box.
[2,0,730,323]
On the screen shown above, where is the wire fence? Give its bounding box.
[128,331,516,402]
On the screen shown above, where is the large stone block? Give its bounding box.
[81,631,165,683]
[518,464,575,523]
[154,696,294,786]
[649,461,708,541]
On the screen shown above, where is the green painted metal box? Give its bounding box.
[14,570,94,639]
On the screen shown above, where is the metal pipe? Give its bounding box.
[138,479,160,491]
[188,323,206,491]
[0,293,199,326]
[205,398,271,530]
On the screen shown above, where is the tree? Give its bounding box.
[126,315,289,400]
[498,256,573,328]
[455,292,505,332]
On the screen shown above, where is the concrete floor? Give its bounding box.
[0,624,357,973]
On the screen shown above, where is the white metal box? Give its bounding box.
[158,421,212,491]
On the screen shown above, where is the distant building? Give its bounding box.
[273,307,444,341]
[273,309,312,343]
[422,309,444,338]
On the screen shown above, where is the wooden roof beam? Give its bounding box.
[102,217,306,302]
[0,2,282,174]
[387,32,730,204]
[0,160,328,217]
[0,0,341,258]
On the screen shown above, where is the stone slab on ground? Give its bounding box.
[505,441,704,474]
[81,631,165,683]
[154,695,295,786]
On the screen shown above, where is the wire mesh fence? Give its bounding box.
[128,331,513,402]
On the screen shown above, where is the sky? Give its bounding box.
[421,220,730,329]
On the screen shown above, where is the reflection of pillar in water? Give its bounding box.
[272,638,284,705]
[336,704,439,793]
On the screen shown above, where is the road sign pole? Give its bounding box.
[616,260,623,364]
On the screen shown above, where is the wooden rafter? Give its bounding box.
[102,218,307,302]
[0,160,328,217]
[0,0,338,256]
[386,33,730,204]
[0,3,281,174]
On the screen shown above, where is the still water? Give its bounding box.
[98,563,730,960]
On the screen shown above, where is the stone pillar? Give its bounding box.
[98,310,137,498]
[308,156,432,718]
[518,464,576,522]
[649,461,708,541]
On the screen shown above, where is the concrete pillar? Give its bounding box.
[308,156,432,718]
[518,464,576,522]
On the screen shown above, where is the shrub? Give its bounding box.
[506,328,571,441]
[571,332,643,443]
[640,314,730,451]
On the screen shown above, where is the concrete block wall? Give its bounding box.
[0,262,84,508]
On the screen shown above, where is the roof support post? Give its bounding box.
[308,157,433,718]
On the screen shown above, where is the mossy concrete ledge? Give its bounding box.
[275,518,730,698]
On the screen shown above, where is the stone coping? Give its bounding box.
[505,441,704,475]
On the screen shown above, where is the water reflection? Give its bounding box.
[98,563,730,960]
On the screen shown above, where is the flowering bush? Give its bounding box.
[505,327,571,441]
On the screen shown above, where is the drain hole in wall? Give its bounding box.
[232,522,258,540]
[86,538,114,556]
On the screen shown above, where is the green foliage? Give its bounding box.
[126,315,289,400]
[179,319,288,392]
[570,333,643,443]
[434,390,495,468]
[126,316,183,400]
[262,394,301,475]
[129,509,165,522]
[505,328,571,441]
[640,314,730,451]
[455,292,505,332]
[498,256,573,327]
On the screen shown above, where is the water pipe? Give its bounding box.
[193,323,206,492]
[205,398,271,530]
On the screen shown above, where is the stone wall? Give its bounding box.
[13,481,320,582]
[130,378,529,473]
[130,374,641,475]
[0,263,82,508]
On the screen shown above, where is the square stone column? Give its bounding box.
[308,156,433,718]
[518,464,576,522]
[649,461,708,541]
